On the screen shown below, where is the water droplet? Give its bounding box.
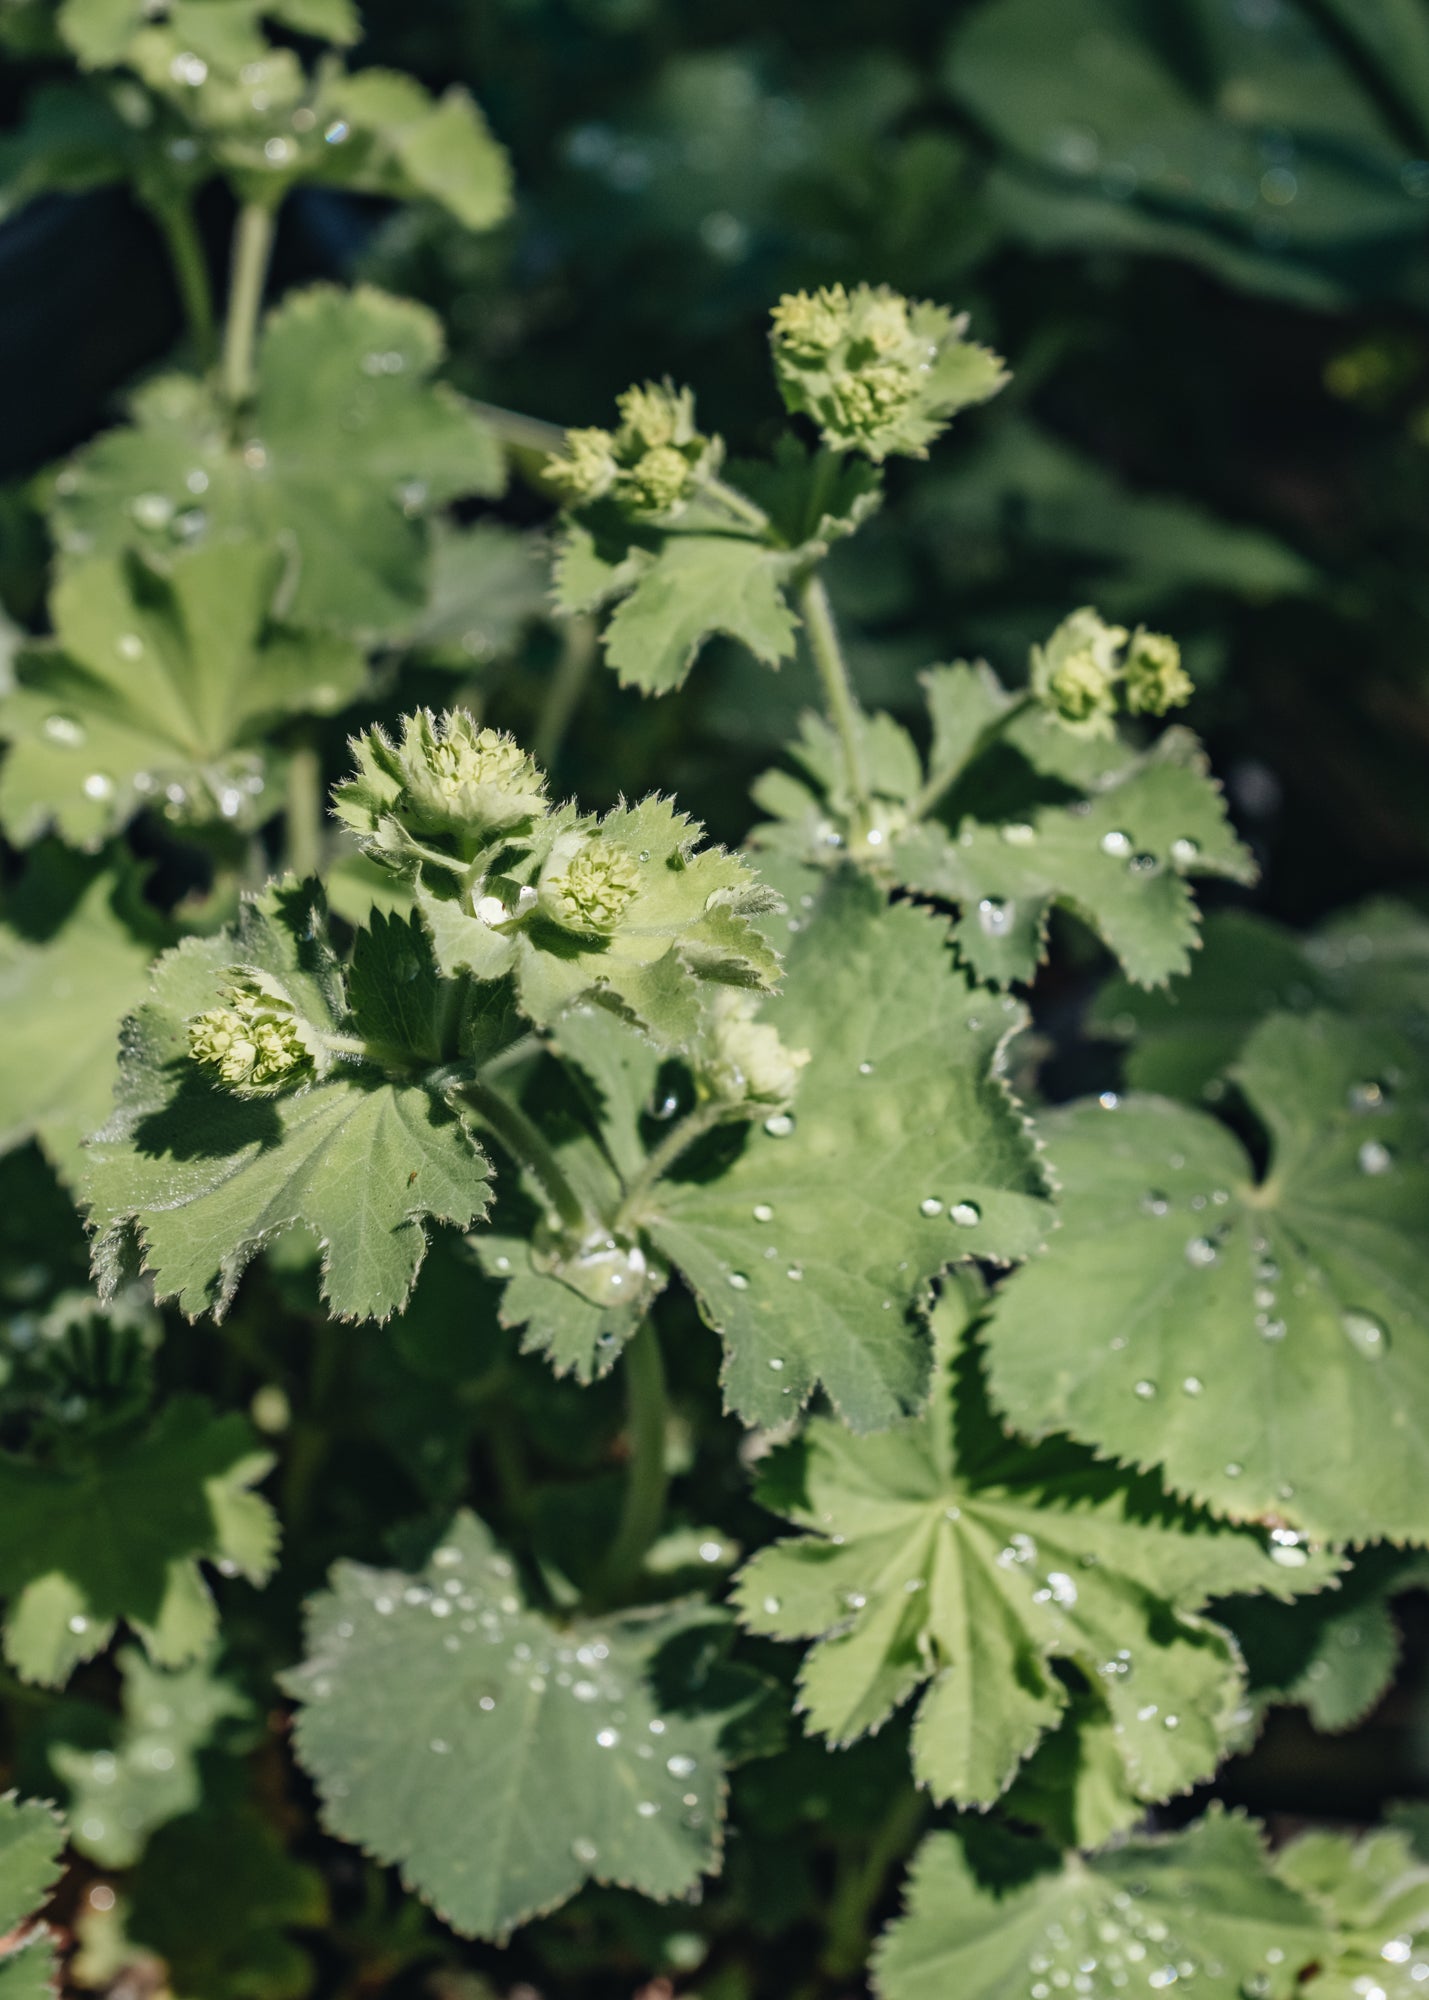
[1349,1079,1387,1113]
[130,491,174,531]
[1134,1379,1157,1400]
[858,1060,875,1076]
[1343,1309,1388,1360]
[325,119,350,143]
[1224,1461,1244,1478]
[1185,1236,1218,1268]
[950,1201,981,1227]
[1170,837,1200,866]
[1000,821,1036,845]
[596,1728,620,1748]
[169,50,208,85]
[1358,1139,1393,1176]
[1127,852,1158,876]
[264,135,296,165]
[1259,1318,1286,1342]
[1182,1376,1203,1396]
[764,1113,795,1138]
[1141,1190,1170,1216]
[919,1197,943,1218]
[768,1357,784,1370]
[1100,829,1133,857]
[636,1800,660,1817]
[785,1264,803,1282]
[68,1614,89,1635]
[479,1695,496,1711]
[572,1837,599,1864]
[430,1737,450,1754]
[752,1203,774,1223]
[42,714,86,747]
[82,772,114,800]
[572,1680,598,1701]
[761,1596,781,1616]
[977,897,1013,937]
[666,1754,697,1779]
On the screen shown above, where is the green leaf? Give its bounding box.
[602,532,801,694]
[648,871,1051,1430]
[57,0,357,67]
[1228,1546,1429,1735]
[899,727,1255,988]
[0,544,364,848]
[319,71,511,231]
[0,1793,65,1937]
[0,844,159,1187]
[0,1394,275,1686]
[50,285,504,639]
[733,1288,1331,1810]
[398,520,549,670]
[52,1645,250,1867]
[284,1509,743,1940]
[984,1011,1429,1541]
[871,1809,1330,2000]
[125,1790,326,2000]
[1276,1827,1429,1998]
[81,884,493,1323]
[1092,898,1429,1102]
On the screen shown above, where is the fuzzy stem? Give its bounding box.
[284,737,323,881]
[798,569,870,820]
[534,613,597,772]
[457,1074,588,1234]
[598,1321,669,1603]
[149,194,215,364]
[612,1098,729,1234]
[222,199,277,411]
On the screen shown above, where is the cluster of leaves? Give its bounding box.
[0,2,1426,1997]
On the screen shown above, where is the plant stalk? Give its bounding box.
[612,1098,728,1234]
[284,737,323,881]
[150,195,216,364]
[457,1074,589,1234]
[598,1321,669,1603]
[820,1786,928,1984]
[533,613,597,771]
[223,199,278,411]
[797,569,870,820]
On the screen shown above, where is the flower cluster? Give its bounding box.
[187,974,314,1095]
[701,989,810,1109]
[547,380,721,517]
[1031,609,1192,739]
[537,834,642,938]
[769,283,1007,462]
[334,712,547,860]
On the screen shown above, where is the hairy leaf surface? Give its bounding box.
[985,1013,1429,1540]
[285,1510,744,1939]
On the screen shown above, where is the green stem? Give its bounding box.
[457,1074,589,1234]
[909,689,1037,825]
[704,474,772,534]
[534,613,597,771]
[820,1786,928,1984]
[798,569,870,821]
[284,737,323,881]
[598,1321,669,1603]
[223,199,277,412]
[149,194,215,364]
[612,1098,728,1234]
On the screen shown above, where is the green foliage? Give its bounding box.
[51,286,503,638]
[0,0,1425,1990]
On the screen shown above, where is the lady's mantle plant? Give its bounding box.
[0,6,1426,1995]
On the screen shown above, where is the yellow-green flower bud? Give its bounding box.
[616,381,695,451]
[547,426,618,505]
[623,444,696,514]
[538,834,642,937]
[394,711,547,841]
[769,285,851,358]
[1031,608,1128,739]
[1123,628,1193,716]
[704,990,810,1107]
[187,978,312,1095]
[827,364,918,442]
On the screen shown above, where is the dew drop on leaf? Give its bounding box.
[1184,1236,1218,1268]
[571,1837,598,1863]
[752,1203,774,1223]
[977,897,1013,937]
[919,1197,943,1218]
[763,1113,795,1138]
[1170,837,1200,865]
[1358,1139,1393,1176]
[1133,1379,1157,1399]
[42,713,86,746]
[1100,829,1132,857]
[949,1201,981,1227]
[666,1754,697,1779]
[1342,1309,1389,1360]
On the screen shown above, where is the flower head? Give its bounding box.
[1031,608,1128,739]
[548,380,719,519]
[1123,628,1193,716]
[188,975,313,1095]
[770,282,1006,461]
[538,834,642,937]
[703,990,810,1108]
[388,711,546,842]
